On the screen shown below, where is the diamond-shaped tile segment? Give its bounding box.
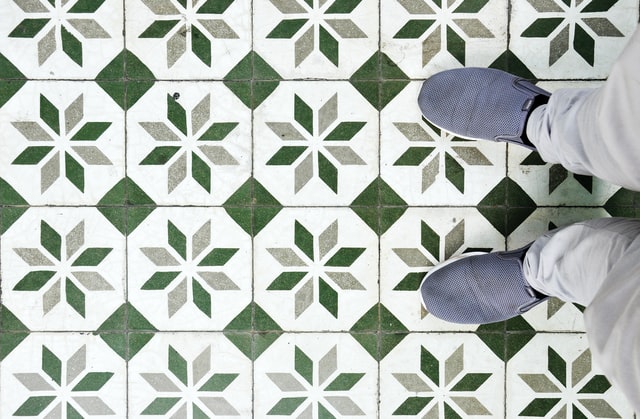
[223,303,284,361]
[96,176,157,235]
[95,49,156,110]
[350,176,409,235]
[0,0,124,78]
[0,177,29,234]
[381,333,505,417]
[125,0,251,79]
[254,333,378,417]
[0,305,30,361]
[350,304,409,361]
[221,51,283,111]
[507,334,635,417]
[223,177,284,237]
[349,51,411,111]
[0,333,126,418]
[477,177,537,237]
[95,302,158,361]
[0,52,27,109]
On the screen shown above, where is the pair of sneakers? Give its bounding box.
[418,68,550,324]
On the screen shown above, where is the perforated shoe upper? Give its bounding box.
[420,246,548,324]
[418,68,550,149]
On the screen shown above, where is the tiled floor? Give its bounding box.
[1,0,639,417]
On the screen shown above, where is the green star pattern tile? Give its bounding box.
[1,0,638,417]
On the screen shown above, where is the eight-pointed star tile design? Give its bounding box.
[0,0,123,77]
[128,208,251,330]
[254,0,378,78]
[125,0,251,78]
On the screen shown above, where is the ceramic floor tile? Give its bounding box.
[125,0,252,80]
[381,208,505,331]
[507,334,635,418]
[2,0,639,417]
[381,81,507,206]
[380,333,505,417]
[509,0,639,78]
[0,333,126,418]
[128,332,252,418]
[381,0,509,78]
[0,0,124,79]
[253,0,379,79]
[254,333,378,418]
[254,208,378,331]
[126,82,252,205]
[1,207,125,331]
[0,81,125,205]
[254,81,379,206]
[127,207,252,331]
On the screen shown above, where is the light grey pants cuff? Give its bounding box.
[523,217,640,411]
[526,25,640,191]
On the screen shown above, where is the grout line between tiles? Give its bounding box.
[122,0,130,416]
[377,1,382,417]
[250,1,256,416]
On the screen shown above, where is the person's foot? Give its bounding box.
[420,245,548,324]
[418,68,550,150]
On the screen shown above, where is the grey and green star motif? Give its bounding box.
[520,0,624,65]
[393,0,496,66]
[266,219,366,318]
[139,93,239,194]
[140,219,240,318]
[393,117,493,194]
[519,347,622,417]
[12,220,114,317]
[392,219,471,317]
[13,345,115,417]
[267,345,366,416]
[138,0,239,67]
[11,93,113,194]
[392,345,493,417]
[266,93,367,193]
[8,0,111,65]
[266,0,367,66]
[139,345,240,417]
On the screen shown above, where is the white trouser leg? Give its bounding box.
[523,218,640,411]
[526,26,640,191]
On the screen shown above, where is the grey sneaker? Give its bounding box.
[418,68,550,150]
[420,245,548,324]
